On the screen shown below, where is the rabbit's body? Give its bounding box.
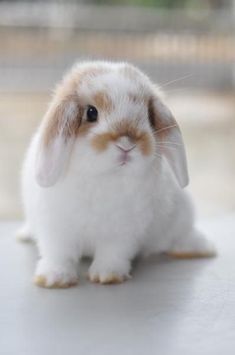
[18,61,215,287]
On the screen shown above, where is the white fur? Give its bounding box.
[19,61,215,287]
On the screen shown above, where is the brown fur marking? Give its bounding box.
[148,97,178,140]
[138,132,152,156]
[91,132,114,152]
[93,91,113,113]
[166,251,216,259]
[77,121,94,137]
[34,275,78,289]
[91,120,153,155]
[42,95,83,147]
[91,121,141,152]
[42,65,109,147]
[88,273,127,284]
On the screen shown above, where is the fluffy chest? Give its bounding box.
[63,170,158,239]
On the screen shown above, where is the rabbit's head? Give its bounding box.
[36,61,188,187]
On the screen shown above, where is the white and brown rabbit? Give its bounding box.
[17,61,215,288]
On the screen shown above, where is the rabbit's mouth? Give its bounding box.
[115,138,136,166]
[116,143,135,166]
[118,152,132,166]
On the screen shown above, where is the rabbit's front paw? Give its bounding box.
[88,258,131,285]
[34,259,78,289]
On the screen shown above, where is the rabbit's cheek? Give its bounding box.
[90,132,113,152]
[137,133,154,156]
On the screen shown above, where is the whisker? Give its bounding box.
[163,87,189,95]
[155,145,178,151]
[153,124,178,134]
[156,141,183,146]
[159,74,193,89]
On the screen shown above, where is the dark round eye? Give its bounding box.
[86,105,98,122]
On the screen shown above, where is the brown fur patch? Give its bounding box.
[91,120,153,155]
[91,132,114,152]
[42,95,83,147]
[113,121,142,140]
[93,91,113,113]
[55,66,109,101]
[99,275,125,285]
[42,65,110,147]
[77,121,94,137]
[148,97,169,133]
[148,97,178,140]
[166,251,216,259]
[88,273,128,284]
[138,132,152,156]
[34,275,78,289]
[91,121,141,152]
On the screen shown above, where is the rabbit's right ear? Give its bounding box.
[149,96,189,188]
[35,95,82,187]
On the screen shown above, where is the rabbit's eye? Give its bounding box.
[86,105,98,122]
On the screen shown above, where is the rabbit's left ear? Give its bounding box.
[35,95,82,187]
[149,96,189,188]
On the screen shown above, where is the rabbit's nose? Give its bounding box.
[115,137,136,153]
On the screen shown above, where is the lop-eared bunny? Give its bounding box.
[18,61,215,288]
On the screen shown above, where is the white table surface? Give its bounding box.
[0,216,235,355]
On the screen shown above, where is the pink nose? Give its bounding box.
[116,144,136,153]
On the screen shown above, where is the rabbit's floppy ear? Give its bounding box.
[149,96,189,188]
[35,94,82,187]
